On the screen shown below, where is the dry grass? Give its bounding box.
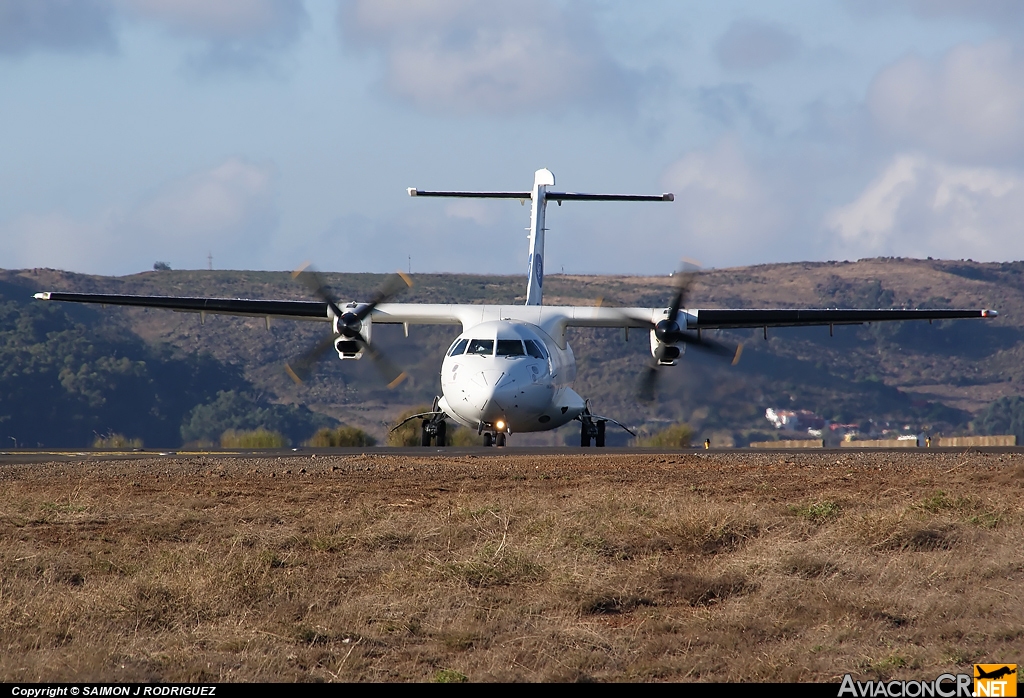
[219,429,287,448]
[0,451,1021,682]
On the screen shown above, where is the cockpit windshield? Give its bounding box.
[448,338,469,356]
[496,339,526,356]
[466,339,494,355]
[525,339,547,359]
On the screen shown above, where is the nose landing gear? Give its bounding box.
[480,422,508,447]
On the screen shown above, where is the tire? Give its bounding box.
[435,421,447,447]
[421,420,431,447]
[483,432,493,447]
[596,420,606,448]
[496,432,506,447]
[580,423,590,447]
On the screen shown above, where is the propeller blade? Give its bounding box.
[669,332,743,365]
[285,332,339,384]
[666,260,700,321]
[354,335,409,389]
[292,263,346,320]
[353,271,413,322]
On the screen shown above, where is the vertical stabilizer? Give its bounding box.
[408,170,673,308]
[525,168,554,306]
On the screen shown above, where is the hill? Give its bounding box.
[1,258,1020,447]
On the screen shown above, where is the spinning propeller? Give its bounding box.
[285,264,412,388]
[638,263,743,402]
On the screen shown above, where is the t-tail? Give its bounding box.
[409,169,673,305]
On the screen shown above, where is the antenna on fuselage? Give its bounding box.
[408,169,673,306]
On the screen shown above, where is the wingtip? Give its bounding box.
[982,309,999,318]
[34,292,50,300]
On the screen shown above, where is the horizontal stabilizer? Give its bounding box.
[407,189,530,199]
[407,188,673,202]
[547,192,674,202]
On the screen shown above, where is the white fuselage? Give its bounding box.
[436,320,585,433]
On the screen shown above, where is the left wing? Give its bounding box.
[34,292,329,321]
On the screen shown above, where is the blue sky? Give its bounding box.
[2,0,1024,277]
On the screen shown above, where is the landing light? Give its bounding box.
[495,420,506,431]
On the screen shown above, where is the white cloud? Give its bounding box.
[133,158,276,243]
[443,200,500,226]
[714,19,800,71]
[117,0,302,40]
[119,0,307,72]
[661,138,794,263]
[0,158,279,274]
[0,0,115,56]
[337,0,639,115]
[826,153,1024,261]
[867,40,1024,162]
[852,0,1024,25]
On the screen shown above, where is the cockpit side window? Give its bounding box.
[525,339,547,359]
[496,339,526,356]
[466,339,494,355]
[448,338,469,357]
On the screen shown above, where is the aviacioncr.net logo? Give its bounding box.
[838,673,973,697]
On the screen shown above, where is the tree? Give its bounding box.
[974,396,1024,444]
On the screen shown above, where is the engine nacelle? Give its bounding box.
[650,330,682,366]
[329,302,372,360]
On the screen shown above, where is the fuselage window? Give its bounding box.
[448,338,469,356]
[466,339,494,355]
[496,339,526,356]
[525,339,547,359]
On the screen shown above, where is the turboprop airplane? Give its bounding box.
[34,169,997,447]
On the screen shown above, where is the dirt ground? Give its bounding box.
[1,450,1021,683]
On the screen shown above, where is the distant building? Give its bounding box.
[765,408,826,431]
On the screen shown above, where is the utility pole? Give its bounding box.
[208,252,213,271]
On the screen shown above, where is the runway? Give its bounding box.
[2,444,1023,464]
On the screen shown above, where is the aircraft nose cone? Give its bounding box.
[470,366,550,420]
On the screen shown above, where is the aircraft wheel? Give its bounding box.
[580,423,591,447]
[596,420,606,448]
[420,420,431,447]
[483,432,493,447]
[435,420,447,447]
[496,432,506,447]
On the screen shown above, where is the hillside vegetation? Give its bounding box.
[1,258,1019,446]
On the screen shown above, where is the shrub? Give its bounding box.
[92,433,143,449]
[388,406,432,446]
[306,426,377,447]
[220,428,287,448]
[635,423,693,448]
[181,390,333,445]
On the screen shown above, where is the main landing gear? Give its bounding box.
[421,418,447,447]
[577,400,635,448]
[580,415,606,447]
